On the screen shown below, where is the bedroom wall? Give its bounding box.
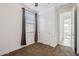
[38,7,58,47]
[0,3,26,55]
[38,4,79,54]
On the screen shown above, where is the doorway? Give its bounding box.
[57,4,77,53]
[60,11,72,47]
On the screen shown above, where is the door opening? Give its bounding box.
[60,11,72,47]
[57,4,77,53]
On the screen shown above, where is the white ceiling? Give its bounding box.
[24,3,66,12]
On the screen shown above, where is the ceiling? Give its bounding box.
[24,3,66,13]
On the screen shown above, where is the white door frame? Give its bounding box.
[55,3,77,53]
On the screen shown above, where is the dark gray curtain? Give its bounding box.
[35,13,38,43]
[75,7,77,53]
[21,8,26,45]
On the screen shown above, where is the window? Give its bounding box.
[25,11,35,33]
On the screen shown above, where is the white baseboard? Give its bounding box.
[38,41,57,48]
[1,42,58,55]
[0,45,27,56]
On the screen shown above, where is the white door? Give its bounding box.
[25,11,35,46]
[71,5,76,52]
[58,4,76,52]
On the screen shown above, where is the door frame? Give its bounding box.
[56,3,77,54]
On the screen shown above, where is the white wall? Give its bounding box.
[38,4,79,53]
[0,3,37,55]
[0,3,26,55]
[38,4,79,54]
[38,7,58,47]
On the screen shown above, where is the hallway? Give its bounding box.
[4,43,75,56]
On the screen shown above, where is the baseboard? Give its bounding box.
[1,45,27,56]
[1,42,58,56]
[38,42,57,48]
[1,43,35,56]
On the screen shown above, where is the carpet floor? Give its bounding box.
[3,43,75,56]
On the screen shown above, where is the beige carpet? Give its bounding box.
[3,43,75,56]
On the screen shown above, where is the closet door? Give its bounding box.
[25,11,35,46]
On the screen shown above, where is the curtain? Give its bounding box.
[35,13,38,43]
[21,8,26,45]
